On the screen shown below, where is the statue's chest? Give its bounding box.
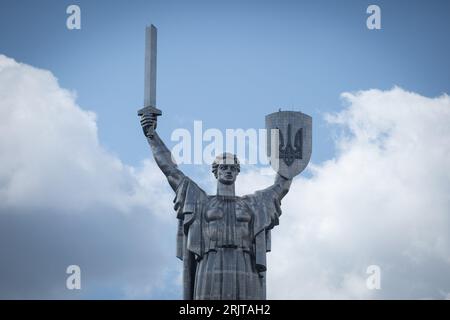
[205,197,251,223]
[203,197,253,248]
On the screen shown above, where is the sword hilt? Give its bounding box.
[138,106,162,139]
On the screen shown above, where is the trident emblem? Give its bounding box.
[278,124,303,166]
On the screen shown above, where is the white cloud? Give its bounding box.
[0,55,178,298]
[244,87,450,299]
[0,55,174,215]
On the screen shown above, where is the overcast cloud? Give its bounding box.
[0,55,178,299]
[0,55,449,299]
[237,88,450,299]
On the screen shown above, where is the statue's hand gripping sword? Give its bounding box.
[138,25,161,139]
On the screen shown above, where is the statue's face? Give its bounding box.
[217,164,238,185]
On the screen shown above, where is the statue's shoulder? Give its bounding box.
[240,192,260,209]
[241,193,255,200]
[175,176,209,201]
[242,185,278,200]
[240,186,282,214]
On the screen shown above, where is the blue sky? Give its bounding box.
[1,0,450,299]
[1,0,449,168]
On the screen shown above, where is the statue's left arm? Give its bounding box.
[270,173,293,201]
[248,173,292,205]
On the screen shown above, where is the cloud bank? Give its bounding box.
[0,55,179,299]
[1,54,449,299]
[237,87,450,299]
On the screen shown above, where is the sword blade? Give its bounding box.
[144,24,157,108]
[138,24,161,139]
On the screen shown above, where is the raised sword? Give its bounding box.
[137,24,162,138]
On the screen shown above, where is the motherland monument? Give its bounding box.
[138,25,312,300]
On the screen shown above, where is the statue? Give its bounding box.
[137,25,312,300]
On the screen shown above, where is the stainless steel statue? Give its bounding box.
[138,25,312,300]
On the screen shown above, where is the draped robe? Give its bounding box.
[173,177,283,300]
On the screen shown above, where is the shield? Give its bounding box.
[265,111,312,179]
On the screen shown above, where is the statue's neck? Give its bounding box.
[216,182,235,197]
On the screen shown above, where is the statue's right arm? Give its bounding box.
[147,132,185,190]
[141,114,185,191]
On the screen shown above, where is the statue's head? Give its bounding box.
[212,153,240,185]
